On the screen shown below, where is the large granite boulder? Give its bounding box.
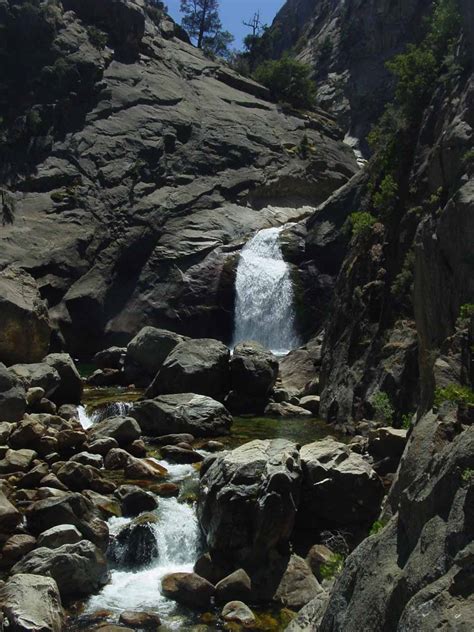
[298,439,384,533]
[146,338,231,402]
[0,266,50,366]
[0,363,26,422]
[316,420,474,632]
[226,342,279,414]
[8,363,60,399]
[90,416,141,446]
[132,393,232,437]
[26,492,109,550]
[125,327,188,383]
[197,439,302,564]
[0,573,64,632]
[12,540,109,598]
[44,354,83,405]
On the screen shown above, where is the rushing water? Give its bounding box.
[77,401,132,429]
[233,225,301,355]
[86,462,201,629]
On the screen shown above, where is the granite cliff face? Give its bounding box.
[270,0,432,145]
[0,0,357,357]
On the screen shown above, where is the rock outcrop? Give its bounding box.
[197,439,302,564]
[0,266,51,366]
[0,363,26,423]
[0,0,357,357]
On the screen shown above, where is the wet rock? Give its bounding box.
[215,569,252,603]
[125,327,187,382]
[198,439,302,564]
[193,552,232,585]
[132,393,232,438]
[26,492,109,550]
[71,451,104,468]
[0,266,51,365]
[94,347,126,370]
[36,398,57,415]
[91,416,141,446]
[160,445,204,464]
[57,404,79,421]
[273,554,324,610]
[56,429,87,451]
[153,482,180,498]
[56,461,98,491]
[200,440,225,452]
[0,534,36,569]
[12,540,109,598]
[146,339,230,402]
[161,572,215,609]
[119,610,162,629]
[87,369,122,387]
[0,448,37,474]
[221,601,256,627]
[0,573,63,632]
[39,473,68,492]
[9,363,60,399]
[125,457,167,480]
[0,363,26,422]
[265,401,312,417]
[150,433,195,446]
[44,354,83,405]
[226,342,278,414]
[37,524,83,549]
[115,485,158,517]
[111,513,158,568]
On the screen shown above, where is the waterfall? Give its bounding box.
[77,401,132,430]
[86,461,201,624]
[233,225,301,355]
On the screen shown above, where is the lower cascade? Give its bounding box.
[232,225,301,354]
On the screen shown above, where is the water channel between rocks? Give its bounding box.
[70,388,344,631]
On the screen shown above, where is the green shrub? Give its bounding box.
[434,384,474,407]
[459,304,474,320]
[253,55,315,109]
[462,149,474,166]
[462,468,474,483]
[87,26,108,49]
[391,250,415,302]
[373,174,399,216]
[320,553,344,580]
[370,519,387,536]
[372,391,394,424]
[348,211,376,238]
[401,413,413,430]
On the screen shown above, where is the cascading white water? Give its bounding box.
[233,225,301,355]
[77,401,132,430]
[86,461,201,628]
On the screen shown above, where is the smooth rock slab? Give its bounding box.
[90,416,141,446]
[11,540,109,598]
[132,393,232,438]
[125,327,187,377]
[0,573,64,632]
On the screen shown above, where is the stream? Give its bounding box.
[71,388,341,631]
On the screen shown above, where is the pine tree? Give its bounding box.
[180,0,222,49]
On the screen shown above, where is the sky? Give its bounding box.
[166,0,285,49]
